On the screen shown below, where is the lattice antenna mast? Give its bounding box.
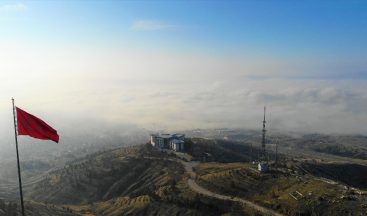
[261,106,267,161]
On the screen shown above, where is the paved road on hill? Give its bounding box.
[180,160,283,216]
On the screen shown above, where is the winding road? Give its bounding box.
[148,155,283,216]
[180,160,283,216]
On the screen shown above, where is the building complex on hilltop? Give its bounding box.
[150,133,185,152]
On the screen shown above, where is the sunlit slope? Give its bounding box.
[26,144,251,215]
[196,162,367,215]
[27,145,184,204]
[0,199,78,216]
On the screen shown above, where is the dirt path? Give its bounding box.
[146,155,283,216]
[181,160,283,216]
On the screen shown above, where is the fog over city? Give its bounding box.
[1,1,366,150]
[1,2,367,215]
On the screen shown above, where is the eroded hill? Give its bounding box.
[26,144,251,215]
[195,162,367,215]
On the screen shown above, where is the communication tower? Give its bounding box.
[258,106,268,172]
[261,106,267,160]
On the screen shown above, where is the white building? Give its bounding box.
[258,162,268,172]
[150,133,185,152]
[150,135,164,148]
[171,139,185,152]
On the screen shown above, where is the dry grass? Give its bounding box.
[196,162,365,215]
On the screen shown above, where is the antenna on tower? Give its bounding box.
[264,107,267,126]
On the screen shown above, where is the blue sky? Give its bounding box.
[2,1,367,59]
[1,1,367,134]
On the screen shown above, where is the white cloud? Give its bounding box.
[0,3,27,12]
[130,20,178,31]
[0,44,366,135]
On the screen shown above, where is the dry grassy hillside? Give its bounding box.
[196,162,367,215]
[25,144,251,215]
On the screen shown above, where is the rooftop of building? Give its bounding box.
[151,133,185,139]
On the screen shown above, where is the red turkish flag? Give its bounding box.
[16,107,59,143]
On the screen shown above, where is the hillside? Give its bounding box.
[299,161,367,189]
[187,138,281,163]
[27,145,183,204]
[195,162,367,215]
[0,199,78,216]
[183,129,367,161]
[26,144,251,215]
[8,137,367,216]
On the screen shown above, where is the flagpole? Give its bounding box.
[12,98,25,216]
